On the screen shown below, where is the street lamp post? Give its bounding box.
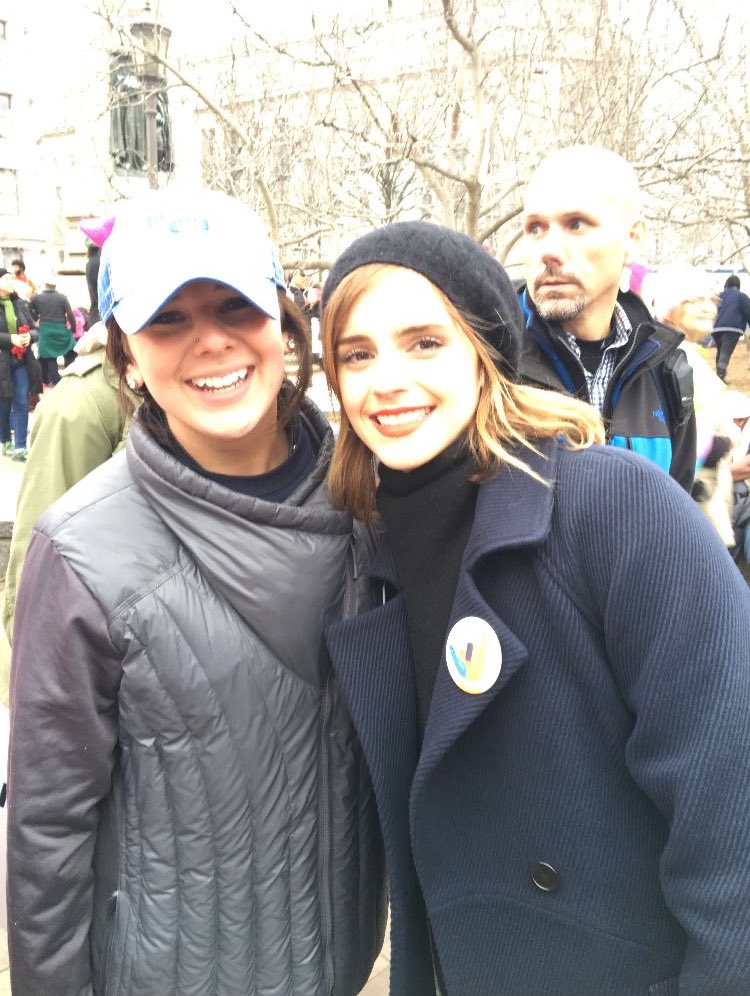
[130,3,171,190]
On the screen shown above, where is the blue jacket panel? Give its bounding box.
[519,290,696,492]
[325,441,750,996]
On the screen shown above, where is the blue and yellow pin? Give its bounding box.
[445,616,502,694]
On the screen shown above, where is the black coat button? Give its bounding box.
[531,861,560,892]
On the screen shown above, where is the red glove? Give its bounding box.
[12,324,30,358]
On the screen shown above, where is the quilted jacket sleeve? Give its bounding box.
[580,449,750,995]
[7,530,122,996]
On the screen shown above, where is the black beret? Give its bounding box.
[322,220,522,377]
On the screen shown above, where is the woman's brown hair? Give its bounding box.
[322,263,605,521]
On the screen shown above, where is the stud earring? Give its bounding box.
[126,374,141,391]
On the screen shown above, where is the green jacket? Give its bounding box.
[2,351,134,643]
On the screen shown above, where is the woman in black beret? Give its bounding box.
[320,221,750,996]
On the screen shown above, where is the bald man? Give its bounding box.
[519,145,696,491]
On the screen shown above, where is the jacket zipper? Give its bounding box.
[99,893,118,995]
[554,337,591,399]
[319,667,335,995]
[342,533,358,618]
[552,329,642,429]
[320,534,361,992]
[601,325,645,426]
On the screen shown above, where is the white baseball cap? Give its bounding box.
[725,390,750,421]
[651,264,717,322]
[98,187,283,334]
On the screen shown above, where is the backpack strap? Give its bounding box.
[660,347,694,430]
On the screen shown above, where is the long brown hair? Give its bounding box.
[106,287,312,446]
[322,263,605,521]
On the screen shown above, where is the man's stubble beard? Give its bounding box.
[535,293,588,324]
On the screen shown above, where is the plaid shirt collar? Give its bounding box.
[560,302,631,414]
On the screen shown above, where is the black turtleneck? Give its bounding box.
[376,439,479,736]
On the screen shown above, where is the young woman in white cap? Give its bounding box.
[7,187,385,996]
[652,265,737,545]
[320,221,750,996]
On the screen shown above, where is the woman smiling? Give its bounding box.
[7,188,385,996]
[321,221,750,996]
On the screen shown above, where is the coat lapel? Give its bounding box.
[326,592,437,994]
[325,587,420,818]
[411,440,558,817]
[327,443,560,994]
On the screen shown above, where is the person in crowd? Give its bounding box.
[288,270,307,311]
[0,272,42,462]
[305,281,324,366]
[727,389,750,565]
[653,265,736,545]
[7,187,385,996]
[29,274,77,386]
[85,241,102,324]
[519,144,696,491]
[1,321,137,644]
[72,304,90,341]
[320,220,750,996]
[621,258,655,300]
[10,258,36,299]
[712,273,750,381]
[79,216,115,327]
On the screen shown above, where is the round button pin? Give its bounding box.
[531,861,560,893]
[445,616,502,694]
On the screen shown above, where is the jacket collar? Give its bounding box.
[327,440,560,854]
[464,438,556,565]
[409,441,555,821]
[523,285,684,354]
[126,397,353,685]
[519,288,684,395]
[367,438,558,590]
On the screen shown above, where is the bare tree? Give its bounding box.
[227,0,743,263]
[91,0,750,273]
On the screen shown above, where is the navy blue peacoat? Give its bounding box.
[325,439,750,996]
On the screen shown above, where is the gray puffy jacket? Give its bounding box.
[7,400,386,996]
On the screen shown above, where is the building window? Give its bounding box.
[109,50,172,176]
[0,93,11,140]
[0,169,18,215]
